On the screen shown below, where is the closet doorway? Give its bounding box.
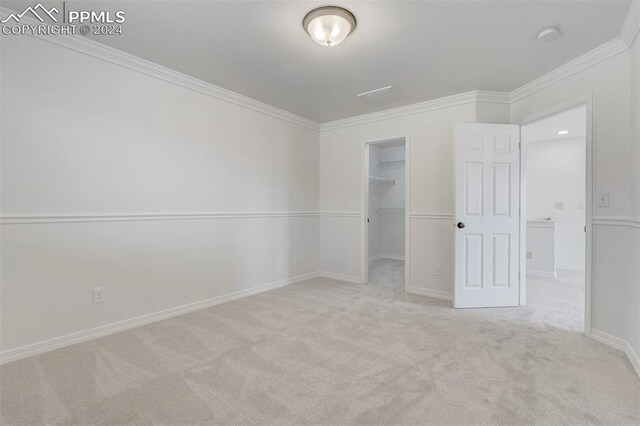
[363,138,407,288]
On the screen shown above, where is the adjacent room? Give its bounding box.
[523,106,587,331]
[1,1,639,425]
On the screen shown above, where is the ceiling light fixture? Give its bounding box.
[303,6,356,47]
[537,27,561,42]
[558,130,569,135]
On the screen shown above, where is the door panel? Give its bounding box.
[492,234,510,287]
[454,123,520,308]
[492,163,511,216]
[465,234,483,288]
[465,163,483,216]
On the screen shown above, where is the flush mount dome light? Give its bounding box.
[303,6,356,47]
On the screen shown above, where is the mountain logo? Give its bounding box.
[1,3,59,24]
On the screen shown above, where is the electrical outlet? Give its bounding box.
[93,287,105,304]
[597,192,609,208]
[555,202,564,210]
[435,265,443,277]
[527,251,532,259]
[293,254,300,266]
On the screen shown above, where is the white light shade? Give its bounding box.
[303,6,356,47]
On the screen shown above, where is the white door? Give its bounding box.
[454,123,520,308]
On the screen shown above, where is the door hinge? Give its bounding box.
[584,226,587,233]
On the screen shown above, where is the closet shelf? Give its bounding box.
[376,160,405,169]
[369,176,394,193]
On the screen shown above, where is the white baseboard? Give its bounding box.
[316,271,363,284]
[628,345,640,378]
[0,271,319,365]
[8,272,636,382]
[406,286,453,302]
[591,329,628,351]
[591,329,640,378]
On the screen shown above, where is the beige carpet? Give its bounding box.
[1,260,639,425]
[525,269,586,332]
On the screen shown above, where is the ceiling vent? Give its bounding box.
[357,86,404,105]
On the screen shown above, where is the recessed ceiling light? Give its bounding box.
[558,130,569,135]
[537,27,561,42]
[303,6,356,47]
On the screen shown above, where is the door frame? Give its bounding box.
[361,136,410,289]
[518,94,593,336]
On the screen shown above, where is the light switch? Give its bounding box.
[597,192,609,208]
[555,202,564,210]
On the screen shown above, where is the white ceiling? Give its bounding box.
[524,105,587,142]
[7,1,631,122]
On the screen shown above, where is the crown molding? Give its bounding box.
[321,31,632,127]
[320,90,509,132]
[2,3,637,132]
[474,90,511,104]
[621,0,640,48]
[320,91,480,132]
[0,7,319,132]
[509,1,638,103]
[510,37,629,103]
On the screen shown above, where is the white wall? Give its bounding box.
[633,15,640,222]
[526,137,586,270]
[0,35,319,352]
[319,103,477,297]
[628,26,640,367]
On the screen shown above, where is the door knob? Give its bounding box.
[457,222,465,229]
